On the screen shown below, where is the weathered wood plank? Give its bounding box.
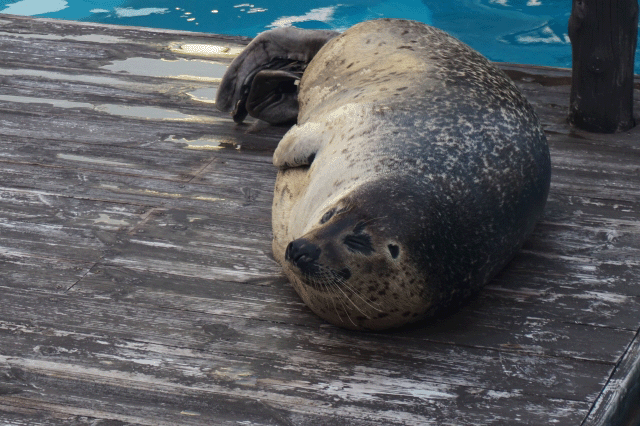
[0,384,588,426]
[583,331,640,426]
[2,159,637,252]
[0,16,248,77]
[0,134,216,182]
[0,318,606,404]
[69,259,634,362]
[81,200,640,331]
[0,163,274,221]
[0,316,594,425]
[0,97,280,149]
[0,188,143,264]
[0,256,92,292]
[2,279,631,400]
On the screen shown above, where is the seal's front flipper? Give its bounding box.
[215,27,339,124]
[273,122,324,168]
[246,69,301,125]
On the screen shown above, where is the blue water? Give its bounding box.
[1,0,639,73]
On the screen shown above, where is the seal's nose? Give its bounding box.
[285,238,321,275]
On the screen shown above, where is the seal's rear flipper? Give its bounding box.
[246,69,301,125]
[215,27,339,124]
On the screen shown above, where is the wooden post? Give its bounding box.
[568,0,638,133]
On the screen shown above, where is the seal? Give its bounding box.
[216,19,551,330]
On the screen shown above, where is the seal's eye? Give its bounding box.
[344,234,374,255]
[388,244,400,259]
[320,208,336,224]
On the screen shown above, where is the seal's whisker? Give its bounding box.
[336,278,384,312]
[333,284,358,327]
[313,264,382,318]
[330,278,372,319]
[309,270,348,324]
[320,272,356,325]
[321,278,344,324]
[329,270,384,312]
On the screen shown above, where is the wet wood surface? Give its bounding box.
[0,13,639,425]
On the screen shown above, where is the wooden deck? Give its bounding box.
[0,13,639,425]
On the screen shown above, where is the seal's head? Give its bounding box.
[280,196,433,331]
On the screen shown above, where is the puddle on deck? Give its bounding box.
[94,104,195,121]
[0,94,231,123]
[0,31,247,59]
[0,95,93,110]
[165,135,239,150]
[169,43,244,58]
[102,57,227,82]
[0,68,167,92]
[187,87,217,103]
[91,103,232,122]
[0,67,218,104]
[0,30,126,44]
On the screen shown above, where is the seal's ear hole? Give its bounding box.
[388,244,400,259]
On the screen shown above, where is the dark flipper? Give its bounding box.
[246,69,302,125]
[215,27,339,124]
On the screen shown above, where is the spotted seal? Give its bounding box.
[216,19,551,330]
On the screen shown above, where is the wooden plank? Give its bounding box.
[63,259,634,365]
[0,318,604,404]
[1,255,92,292]
[0,388,588,426]
[0,311,594,425]
[0,162,274,222]
[0,188,144,265]
[0,134,216,182]
[3,159,637,266]
[583,332,640,426]
[0,96,274,150]
[0,19,247,77]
